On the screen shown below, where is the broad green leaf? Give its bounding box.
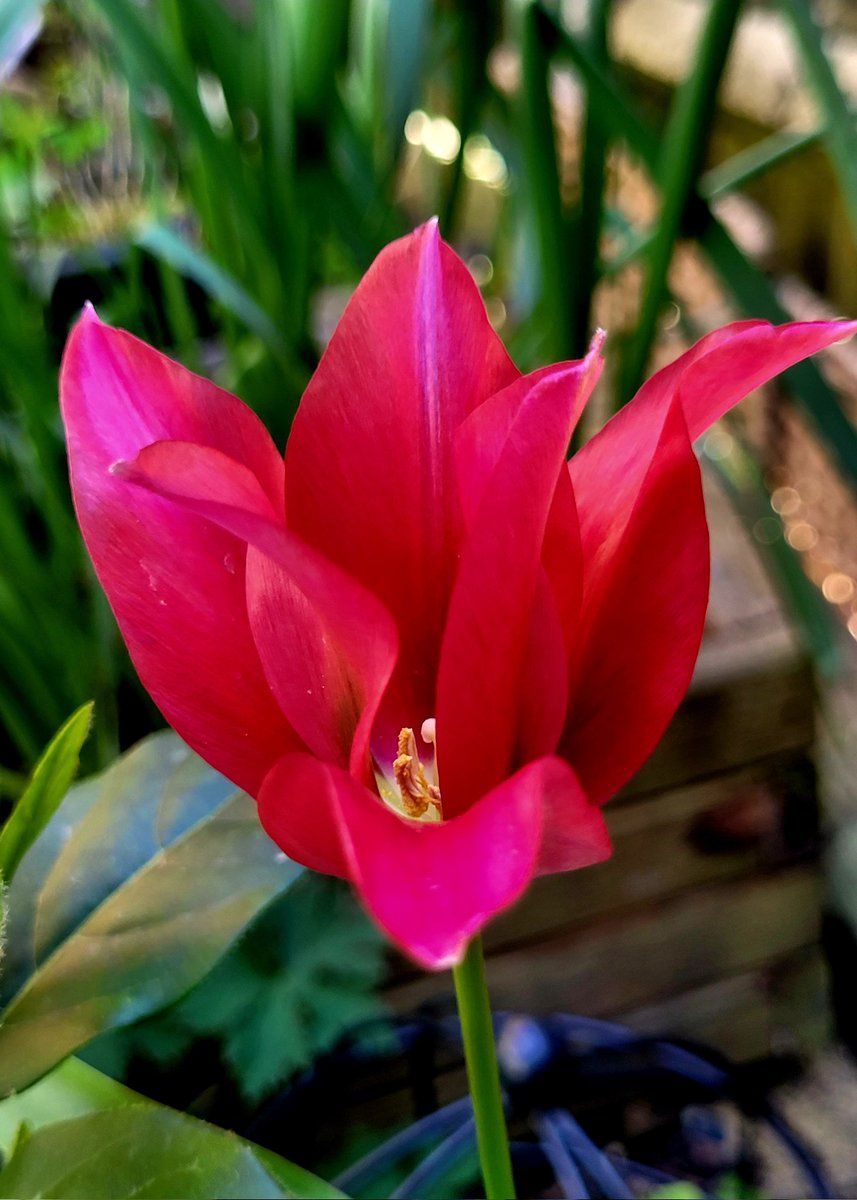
[0,731,235,1006]
[0,733,302,1094]
[0,703,93,886]
[0,1057,140,1160]
[0,1104,343,1199]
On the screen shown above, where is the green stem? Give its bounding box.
[452,936,515,1200]
[617,0,742,405]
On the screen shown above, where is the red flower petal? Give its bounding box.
[60,311,296,794]
[635,319,857,442]
[563,318,857,804]
[258,753,588,969]
[119,440,398,780]
[284,221,520,725]
[535,761,612,876]
[564,396,707,803]
[437,351,603,816]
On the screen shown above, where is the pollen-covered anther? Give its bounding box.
[393,726,442,819]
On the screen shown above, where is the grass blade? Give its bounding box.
[0,704,93,885]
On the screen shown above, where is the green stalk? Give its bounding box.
[541,0,857,497]
[779,0,857,243]
[518,0,572,362]
[572,0,610,353]
[441,5,489,238]
[452,937,515,1200]
[699,124,824,200]
[618,0,742,404]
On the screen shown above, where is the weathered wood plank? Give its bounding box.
[388,869,821,1017]
[480,759,817,952]
[620,947,830,1061]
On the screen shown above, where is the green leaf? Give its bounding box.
[542,3,857,500]
[0,732,302,1095]
[0,1057,141,1161]
[779,0,857,244]
[179,876,386,1101]
[0,1103,343,1199]
[0,703,93,886]
[1,731,234,1006]
[133,221,301,381]
[89,875,387,1103]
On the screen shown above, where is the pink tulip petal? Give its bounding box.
[437,350,603,816]
[257,753,352,880]
[564,396,708,803]
[535,761,612,875]
[541,466,583,658]
[563,318,856,805]
[455,361,587,524]
[60,311,296,794]
[259,753,586,969]
[637,318,857,442]
[118,440,398,778]
[515,573,569,762]
[115,440,280,523]
[284,221,520,725]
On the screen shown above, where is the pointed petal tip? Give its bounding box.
[588,327,608,358]
[81,300,101,322]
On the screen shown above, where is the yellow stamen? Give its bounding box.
[392,726,442,820]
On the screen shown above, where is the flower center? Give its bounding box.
[376,720,442,823]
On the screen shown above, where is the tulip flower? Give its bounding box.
[61,221,856,970]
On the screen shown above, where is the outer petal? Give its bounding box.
[119,441,398,781]
[564,397,707,803]
[284,221,520,726]
[437,350,603,816]
[258,753,597,970]
[60,311,296,795]
[634,318,857,442]
[563,318,856,805]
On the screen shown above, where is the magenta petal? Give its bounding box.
[119,440,398,777]
[541,466,583,658]
[515,573,569,762]
[535,760,612,875]
[116,440,280,522]
[284,221,521,717]
[258,753,351,880]
[259,753,574,970]
[245,547,397,775]
[60,312,297,794]
[437,351,603,815]
[607,319,857,452]
[565,396,708,803]
[454,361,588,525]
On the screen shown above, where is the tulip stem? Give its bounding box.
[452,936,516,1200]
